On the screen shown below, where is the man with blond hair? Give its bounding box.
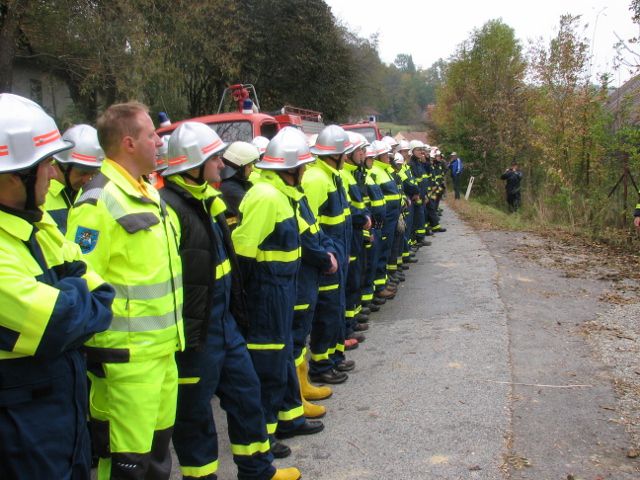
[68,102,184,479]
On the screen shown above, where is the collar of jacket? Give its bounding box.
[48,178,65,197]
[166,174,215,201]
[312,157,341,178]
[255,169,303,202]
[373,159,393,173]
[342,162,360,175]
[103,159,160,204]
[165,175,228,218]
[0,204,55,240]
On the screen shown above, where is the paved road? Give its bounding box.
[164,204,637,479]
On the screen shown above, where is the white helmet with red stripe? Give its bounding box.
[382,135,399,149]
[347,131,369,150]
[309,125,351,156]
[251,135,269,156]
[370,140,391,157]
[164,121,227,176]
[0,93,73,173]
[255,126,315,170]
[54,124,104,168]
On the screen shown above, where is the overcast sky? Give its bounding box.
[324,0,639,87]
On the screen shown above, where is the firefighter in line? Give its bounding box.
[219,141,260,230]
[0,93,115,479]
[290,135,340,421]
[361,144,389,308]
[432,149,447,215]
[340,132,372,342]
[396,140,421,262]
[44,124,104,233]
[68,101,185,479]
[160,122,299,480]
[232,127,324,461]
[420,145,446,234]
[369,140,401,300]
[388,152,410,283]
[408,141,430,247]
[303,125,356,384]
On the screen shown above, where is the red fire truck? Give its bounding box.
[340,118,382,144]
[156,84,324,141]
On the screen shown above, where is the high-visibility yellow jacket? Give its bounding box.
[370,160,401,225]
[43,179,73,233]
[67,159,184,362]
[302,160,351,262]
[0,208,113,361]
[232,169,302,346]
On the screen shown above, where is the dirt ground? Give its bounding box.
[452,199,640,460]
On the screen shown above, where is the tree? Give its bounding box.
[433,19,529,194]
[528,14,609,202]
[394,53,416,74]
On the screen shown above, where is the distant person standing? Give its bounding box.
[449,152,463,199]
[501,161,523,212]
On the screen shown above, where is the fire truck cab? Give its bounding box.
[341,120,382,144]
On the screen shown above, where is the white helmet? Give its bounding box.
[394,152,405,165]
[310,125,351,156]
[307,133,318,148]
[223,141,260,168]
[255,127,315,170]
[370,140,391,158]
[382,135,399,148]
[164,121,227,176]
[54,124,104,168]
[0,93,73,173]
[251,135,270,156]
[365,145,377,158]
[221,141,260,180]
[397,140,410,151]
[409,140,425,152]
[347,131,368,151]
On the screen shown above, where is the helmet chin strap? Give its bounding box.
[181,165,206,185]
[17,165,39,212]
[279,168,303,186]
[57,163,78,204]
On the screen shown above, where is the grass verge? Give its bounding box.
[447,197,640,256]
[377,122,423,136]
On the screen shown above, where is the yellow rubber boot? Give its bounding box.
[271,467,301,480]
[297,360,332,401]
[300,383,326,418]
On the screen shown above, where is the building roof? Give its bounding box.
[606,74,640,126]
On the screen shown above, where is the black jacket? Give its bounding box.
[219,175,251,228]
[501,169,523,194]
[160,181,248,349]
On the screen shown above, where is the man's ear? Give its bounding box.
[121,135,136,154]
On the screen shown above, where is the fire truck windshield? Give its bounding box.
[346,127,377,143]
[207,121,253,143]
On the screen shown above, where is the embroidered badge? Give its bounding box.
[75,227,99,254]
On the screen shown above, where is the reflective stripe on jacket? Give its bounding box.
[67,160,184,362]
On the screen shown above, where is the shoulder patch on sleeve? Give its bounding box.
[75,226,100,254]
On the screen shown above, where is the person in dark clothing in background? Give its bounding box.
[449,152,463,199]
[501,161,523,212]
